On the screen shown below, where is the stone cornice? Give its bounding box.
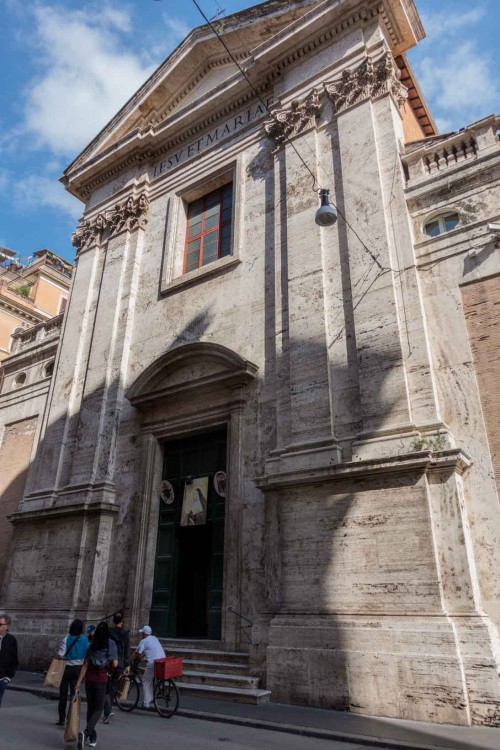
[66,82,273,201]
[0,296,47,325]
[9,501,119,524]
[264,88,321,151]
[324,51,408,115]
[148,51,250,130]
[256,448,471,490]
[62,1,424,201]
[71,192,150,254]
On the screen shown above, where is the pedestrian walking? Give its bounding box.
[133,625,164,709]
[0,613,18,708]
[56,619,88,725]
[103,610,131,723]
[75,621,118,749]
[86,624,96,642]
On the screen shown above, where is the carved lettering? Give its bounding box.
[152,96,273,177]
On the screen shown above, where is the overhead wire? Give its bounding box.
[191,0,416,279]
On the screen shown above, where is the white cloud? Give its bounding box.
[146,15,191,64]
[163,16,191,42]
[12,175,82,220]
[22,3,156,157]
[434,116,454,134]
[417,41,497,118]
[421,7,486,41]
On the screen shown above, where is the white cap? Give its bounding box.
[139,625,152,635]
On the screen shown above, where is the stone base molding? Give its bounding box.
[259,450,500,725]
[266,613,499,725]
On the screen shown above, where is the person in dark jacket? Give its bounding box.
[75,621,118,749]
[103,611,131,722]
[0,613,19,708]
[56,619,88,725]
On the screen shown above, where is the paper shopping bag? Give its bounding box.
[44,658,65,688]
[119,676,131,700]
[64,695,81,743]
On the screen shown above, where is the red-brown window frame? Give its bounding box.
[183,183,233,274]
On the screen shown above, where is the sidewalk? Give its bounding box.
[11,670,499,750]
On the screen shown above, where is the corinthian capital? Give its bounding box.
[264,89,321,152]
[324,52,408,115]
[71,192,150,253]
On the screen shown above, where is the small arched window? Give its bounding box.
[424,212,460,238]
[44,361,55,378]
[12,372,27,389]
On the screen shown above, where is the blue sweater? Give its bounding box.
[59,634,89,664]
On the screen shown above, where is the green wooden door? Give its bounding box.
[149,429,227,639]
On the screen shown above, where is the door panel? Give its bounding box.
[150,429,227,639]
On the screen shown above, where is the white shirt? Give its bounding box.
[136,635,164,666]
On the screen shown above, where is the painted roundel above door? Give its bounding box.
[160,479,175,505]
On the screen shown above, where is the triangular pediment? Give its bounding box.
[106,60,243,150]
[62,0,425,199]
[63,1,320,183]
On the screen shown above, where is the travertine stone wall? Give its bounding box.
[0,417,37,593]
[2,0,500,727]
[462,276,500,495]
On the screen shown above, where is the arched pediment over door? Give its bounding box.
[127,341,258,428]
[125,341,258,649]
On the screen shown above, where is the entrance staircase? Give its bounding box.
[159,639,271,704]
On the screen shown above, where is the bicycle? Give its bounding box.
[111,656,183,718]
[111,665,142,712]
[152,656,183,718]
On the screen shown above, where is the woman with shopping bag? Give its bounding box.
[75,621,118,749]
[56,619,88,726]
[64,693,81,743]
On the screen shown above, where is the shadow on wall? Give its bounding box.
[1,135,433,727]
[0,416,38,595]
[0,310,217,664]
[253,135,424,719]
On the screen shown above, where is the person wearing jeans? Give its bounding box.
[0,614,18,708]
[75,621,118,749]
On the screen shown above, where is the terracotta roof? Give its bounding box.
[395,53,436,137]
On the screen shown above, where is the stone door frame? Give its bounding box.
[126,342,258,650]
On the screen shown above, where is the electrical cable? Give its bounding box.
[190,0,415,278]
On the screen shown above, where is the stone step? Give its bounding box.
[177,669,260,690]
[160,639,225,650]
[176,682,271,704]
[160,646,249,664]
[183,659,249,675]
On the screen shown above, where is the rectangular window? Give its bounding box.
[184,183,233,273]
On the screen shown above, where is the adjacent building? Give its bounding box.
[1,0,499,726]
[0,247,72,362]
[0,249,72,591]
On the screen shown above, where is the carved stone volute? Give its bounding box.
[72,192,150,253]
[264,89,321,152]
[324,52,408,115]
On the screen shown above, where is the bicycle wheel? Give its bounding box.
[154,679,179,718]
[116,676,140,712]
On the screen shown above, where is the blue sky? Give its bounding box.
[0,0,498,262]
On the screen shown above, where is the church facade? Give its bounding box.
[2,0,500,725]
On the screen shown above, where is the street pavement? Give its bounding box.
[8,671,500,750]
[1,690,391,750]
